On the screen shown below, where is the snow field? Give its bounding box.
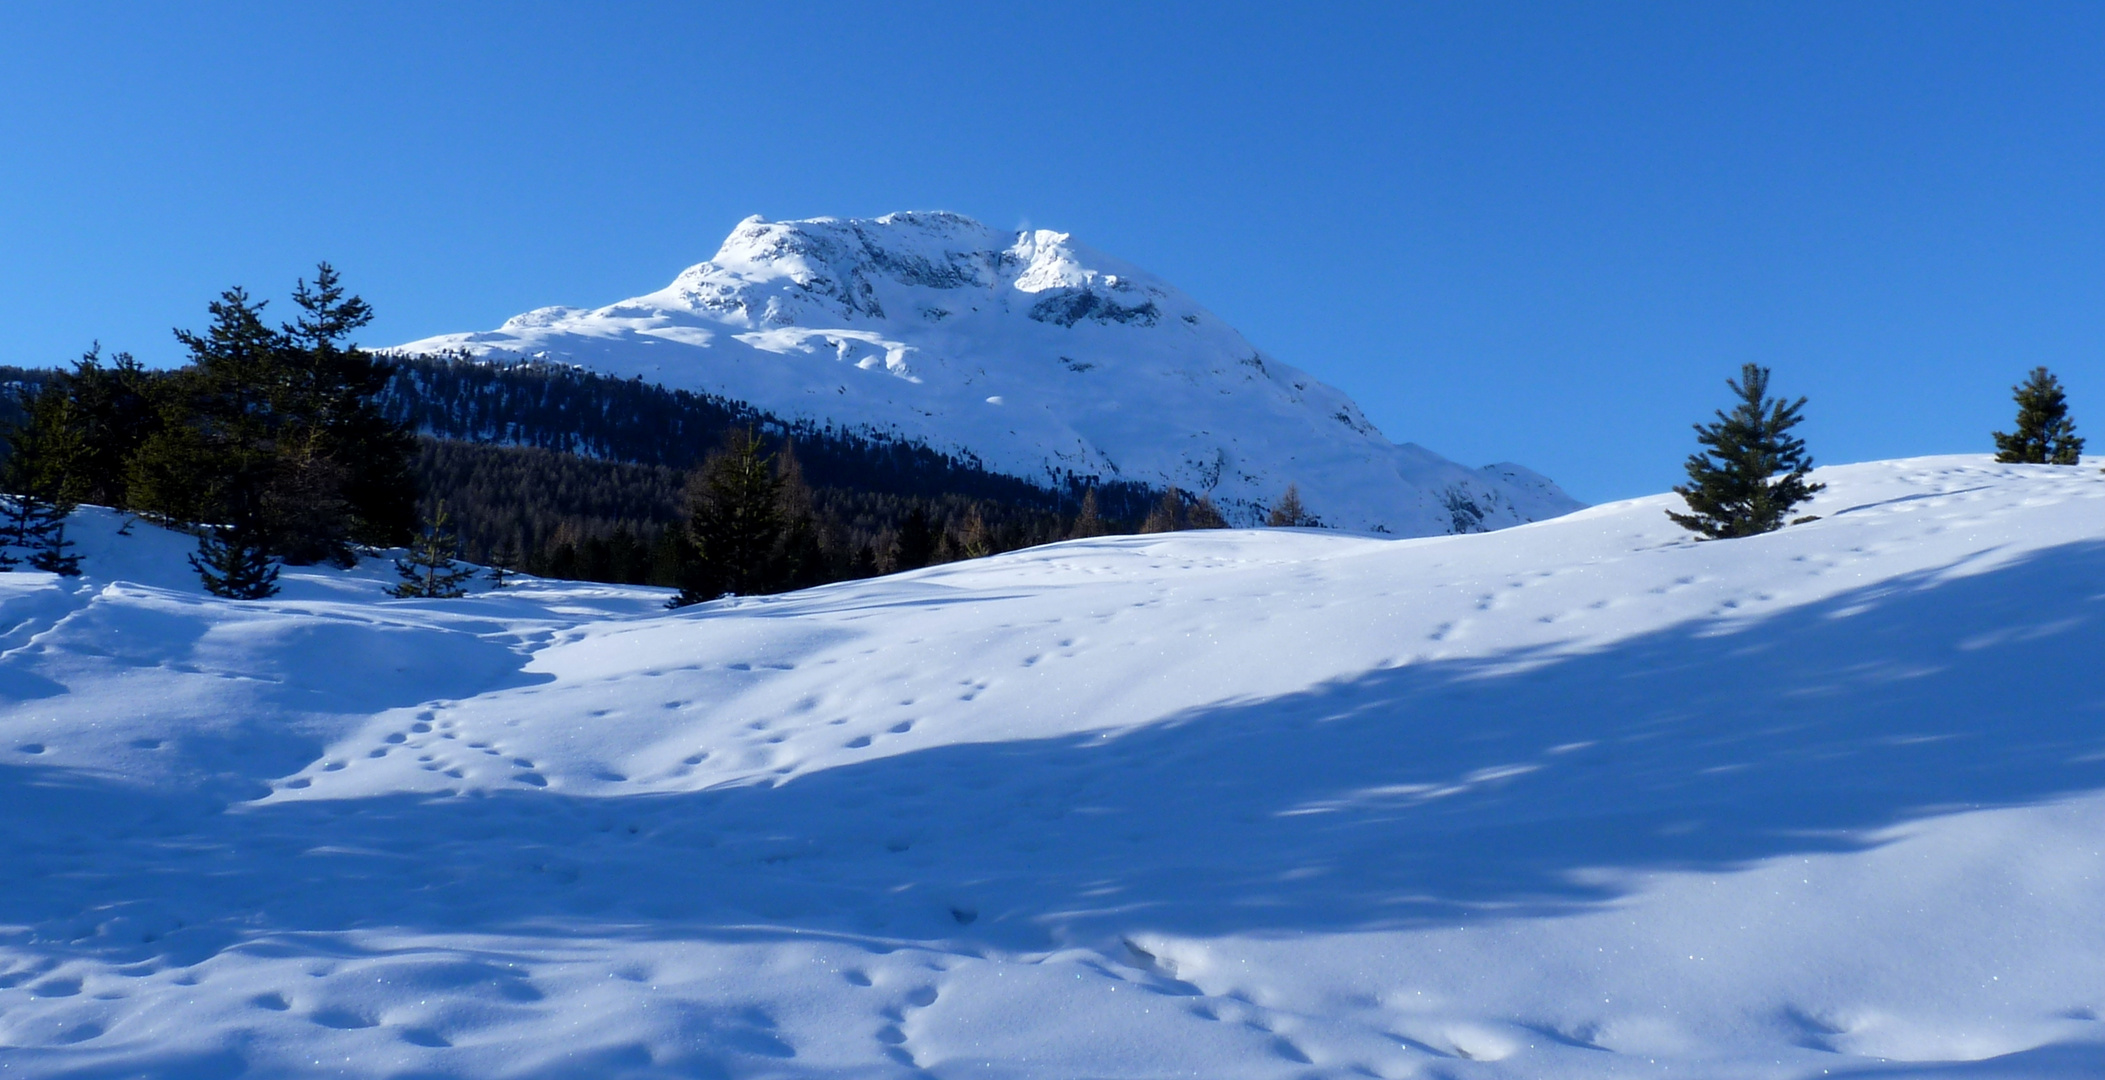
[3,457,2105,1076]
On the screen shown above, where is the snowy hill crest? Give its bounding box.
[396,212,1580,533]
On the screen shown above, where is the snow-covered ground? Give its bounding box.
[4,455,2105,1078]
[391,212,1581,534]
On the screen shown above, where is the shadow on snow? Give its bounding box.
[5,538,2105,968]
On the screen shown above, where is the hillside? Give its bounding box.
[392,212,1582,534]
[3,456,2104,1077]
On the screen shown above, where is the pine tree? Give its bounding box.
[23,498,80,576]
[1069,488,1107,538]
[486,538,522,588]
[1992,367,2084,465]
[1267,484,1311,527]
[672,428,784,605]
[280,264,418,552]
[1188,494,1229,529]
[1667,363,1825,539]
[892,505,936,570]
[3,381,88,577]
[191,523,280,599]
[127,268,415,564]
[392,502,475,598]
[0,496,26,571]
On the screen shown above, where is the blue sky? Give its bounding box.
[3,2,2101,503]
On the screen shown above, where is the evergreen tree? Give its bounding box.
[191,523,280,599]
[1667,363,1824,539]
[280,264,418,552]
[892,505,936,570]
[1188,494,1229,529]
[1069,488,1107,538]
[3,380,88,576]
[1992,367,2085,465]
[0,496,27,571]
[5,381,88,502]
[127,268,414,564]
[1267,484,1311,527]
[61,345,161,508]
[392,502,475,598]
[23,498,80,576]
[672,428,784,605]
[486,538,521,588]
[9,345,164,511]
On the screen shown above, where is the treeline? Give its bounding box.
[387,351,1220,591]
[416,433,1231,591]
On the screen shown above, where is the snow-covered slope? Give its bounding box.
[6,456,2105,1077]
[392,212,1580,534]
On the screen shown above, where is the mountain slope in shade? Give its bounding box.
[393,212,1581,533]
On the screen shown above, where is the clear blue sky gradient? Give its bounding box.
[4,2,2101,503]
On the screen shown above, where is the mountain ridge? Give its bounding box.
[392,212,1581,534]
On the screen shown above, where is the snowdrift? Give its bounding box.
[3,456,2104,1078]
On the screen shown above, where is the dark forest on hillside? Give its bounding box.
[0,347,1192,592]
[383,354,1162,586]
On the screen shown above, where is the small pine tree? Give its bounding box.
[1992,367,2085,465]
[486,538,522,589]
[1667,363,1824,539]
[1069,488,1107,538]
[191,523,280,599]
[23,498,81,576]
[1188,494,1229,529]
[1267,484,1312,527]
[392,503,475,598]
[0,496,26,571]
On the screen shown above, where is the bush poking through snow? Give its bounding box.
[1668,364,1824,539]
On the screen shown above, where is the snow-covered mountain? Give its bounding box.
[7,458,2105,1077]
[393,212,1580,533]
